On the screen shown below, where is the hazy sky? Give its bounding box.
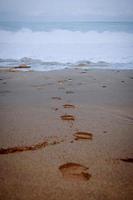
[0,0,133,21]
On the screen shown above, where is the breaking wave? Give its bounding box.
[0,28,133,70]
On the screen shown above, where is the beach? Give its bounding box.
[0,68,133,200]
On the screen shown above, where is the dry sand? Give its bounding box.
[0,68,133,200]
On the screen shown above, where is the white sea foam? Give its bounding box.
[0,29,133,70]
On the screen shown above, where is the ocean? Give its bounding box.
[0,21,133,71]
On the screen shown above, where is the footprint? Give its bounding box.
[77,82,82,85]
[0,141,48,155]
[0,90,11,94]
[50,139,64,146]
[32,84,46,88]
[51,107,59,111]
[74,132,93,140]
[61,115,75,121]
[119,158,133,163]
[47,83,54,86]
[103,131,107,133]
[52,97,62,100]
[80,71,87,74]
[126,116,133,121]
[65,91,74,94]
[118,114,133,124]
[101,85,107,88]
[2,82,7,84]
[58,80,66,84]
[59,162,91,181]
[63,104,75,108]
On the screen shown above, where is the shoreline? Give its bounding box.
[0,66,133,73]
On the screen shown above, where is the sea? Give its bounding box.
[0,21,133,71]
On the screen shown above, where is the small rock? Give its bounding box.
[15,64,31,69]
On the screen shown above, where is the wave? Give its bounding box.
[0,29,133,70]
[0,57,133,71]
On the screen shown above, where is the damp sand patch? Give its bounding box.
[52,97,62,100]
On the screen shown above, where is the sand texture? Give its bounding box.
[0,68,133,200]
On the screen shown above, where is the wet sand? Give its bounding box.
[0,68,133,200]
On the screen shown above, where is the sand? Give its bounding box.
[0,68,133,200]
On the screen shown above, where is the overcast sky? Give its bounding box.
[0,0,133,21]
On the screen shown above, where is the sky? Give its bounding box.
[0,0,133,21]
